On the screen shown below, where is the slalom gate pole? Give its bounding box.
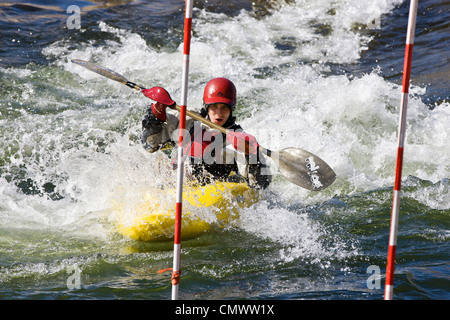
[384,0,419,300]
[171,0,194,301]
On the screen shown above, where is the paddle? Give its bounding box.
[71,59,336,191]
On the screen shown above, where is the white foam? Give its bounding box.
[239,202,360,263]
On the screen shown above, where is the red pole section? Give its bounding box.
[172,0,193,301]
[384,0,418,300]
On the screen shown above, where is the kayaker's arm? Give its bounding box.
[234,150,272,189]
[141,108,163,152]
[225,130,272,189]
[248,155,272,189]
[141,106,179,153]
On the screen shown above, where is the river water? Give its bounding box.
[0,0,448,300]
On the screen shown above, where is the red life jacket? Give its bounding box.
[171,120,242,176]
[185,129,218,158]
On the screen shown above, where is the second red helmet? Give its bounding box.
[203,78,236,110]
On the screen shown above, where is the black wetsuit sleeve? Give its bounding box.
[141,108,164,152]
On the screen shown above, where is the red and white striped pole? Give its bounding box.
[384,0,419,300]
[171,0,193,300]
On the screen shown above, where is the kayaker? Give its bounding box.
[141,77,272,189]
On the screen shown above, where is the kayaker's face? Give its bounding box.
[208,103,231,127]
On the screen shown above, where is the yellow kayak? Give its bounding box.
[116,182,259,242]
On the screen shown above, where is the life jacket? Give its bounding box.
[185,127,216,158]
[173,120,242,183]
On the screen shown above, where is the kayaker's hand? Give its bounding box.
[226,131,259,155]
[151,102,168,122]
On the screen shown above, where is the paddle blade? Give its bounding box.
[271,147,336,191]
[71,59,129,84]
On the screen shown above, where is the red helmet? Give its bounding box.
[203,78,236,110]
